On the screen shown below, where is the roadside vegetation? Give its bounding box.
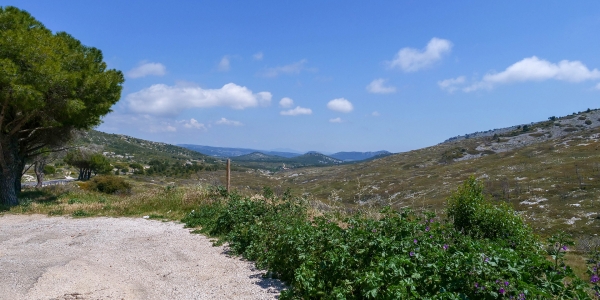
[3,177,599,299]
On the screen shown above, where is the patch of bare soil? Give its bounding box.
[0,214,284,300]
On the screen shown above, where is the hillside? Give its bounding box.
[77,131,218,164]
[194,109,600,237]
[330,151,392,162]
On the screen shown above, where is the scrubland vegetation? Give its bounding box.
[3,177,599,299]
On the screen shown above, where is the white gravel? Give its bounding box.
[0,214,285,300]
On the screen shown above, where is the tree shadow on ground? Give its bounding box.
[19,187,63,205]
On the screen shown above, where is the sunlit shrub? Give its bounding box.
[85,175,131,194]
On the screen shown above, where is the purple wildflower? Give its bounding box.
[499,288,505,294]
[414,239,418,244]
[496,280,499,284]
[518,293,526,300]
[504,281,509,286]
[430,219,434,223]
[561,245,567,251]
[409,251,415,257]
[443,244,449,250]
[591,273,599,283]
[372,229,377,233]
[474,282,478,288]
[429,235,433,239]
[425,226,430,232]
[484,257,489,262]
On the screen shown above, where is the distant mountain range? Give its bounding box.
[177,144,392,162]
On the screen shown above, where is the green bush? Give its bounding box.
[585,119,592,125]
[446,177,535,251]
[43,165,56,175]
[86,175,131,194]
[182,181,593,299]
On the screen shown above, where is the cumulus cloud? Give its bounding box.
[218,56,230,71]
[253,52,263,61]
[215,117,243,126]
[260,59,315,77]
[387,38,452,72]
[180,118,207,131]
[127,62,166,78]
[329,117,342,123]
[366,78,396,94]
[327,98,353,113]
[437,76,466,93]
[127,83,272,116]
[280,106,312,116]
[464,56,600,92]
[279,97,294,108]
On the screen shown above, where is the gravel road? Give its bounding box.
[0,214,284,300]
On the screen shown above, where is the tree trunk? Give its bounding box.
[34,161,44,188]
[0,136,22,207]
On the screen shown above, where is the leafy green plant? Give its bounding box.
[446,177,535,251]
[72,209,90,217]
[182,179,594,299]
[68,198,82,204]
[85,175,131,194]
[587,247,600,298]
[43,165,56,175]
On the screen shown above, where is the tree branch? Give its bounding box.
[18,126,56,142]
[8,112,36,136]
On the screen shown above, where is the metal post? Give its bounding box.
[226,159,231,194]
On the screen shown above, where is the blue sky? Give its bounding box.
[6,1,600,153]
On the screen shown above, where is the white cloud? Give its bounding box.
[215,117,243,126]
[180,118,207,131]
[127,62,166,78]
[280,106,312,116]
[366,78,396,94]
[279,97,294,108]
[253,52,263,61]
[327,98,353,113]
[464,56,600,92]
[261,59,315,77]
[218,56,230,71]
[165,125,177,132]
[127,83,272,116]
[329,117,342,123]
[371,111,380,117]
[437,76,466,93]
[387,38,452,72]
[595,82,600,90]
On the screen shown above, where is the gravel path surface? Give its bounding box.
[0,214,284,300]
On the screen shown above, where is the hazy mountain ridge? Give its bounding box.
[178,144,391,162]
[178,144,300,158]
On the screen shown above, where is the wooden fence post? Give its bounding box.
[226,159,231,194]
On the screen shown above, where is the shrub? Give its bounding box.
[585,119,592,125]
[86,175,131,194]
[446,177,536,251]
[579,116,587,120]
[43,165,56,175]
[182,181,593,299]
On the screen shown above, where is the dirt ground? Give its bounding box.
[0,214,284,300]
